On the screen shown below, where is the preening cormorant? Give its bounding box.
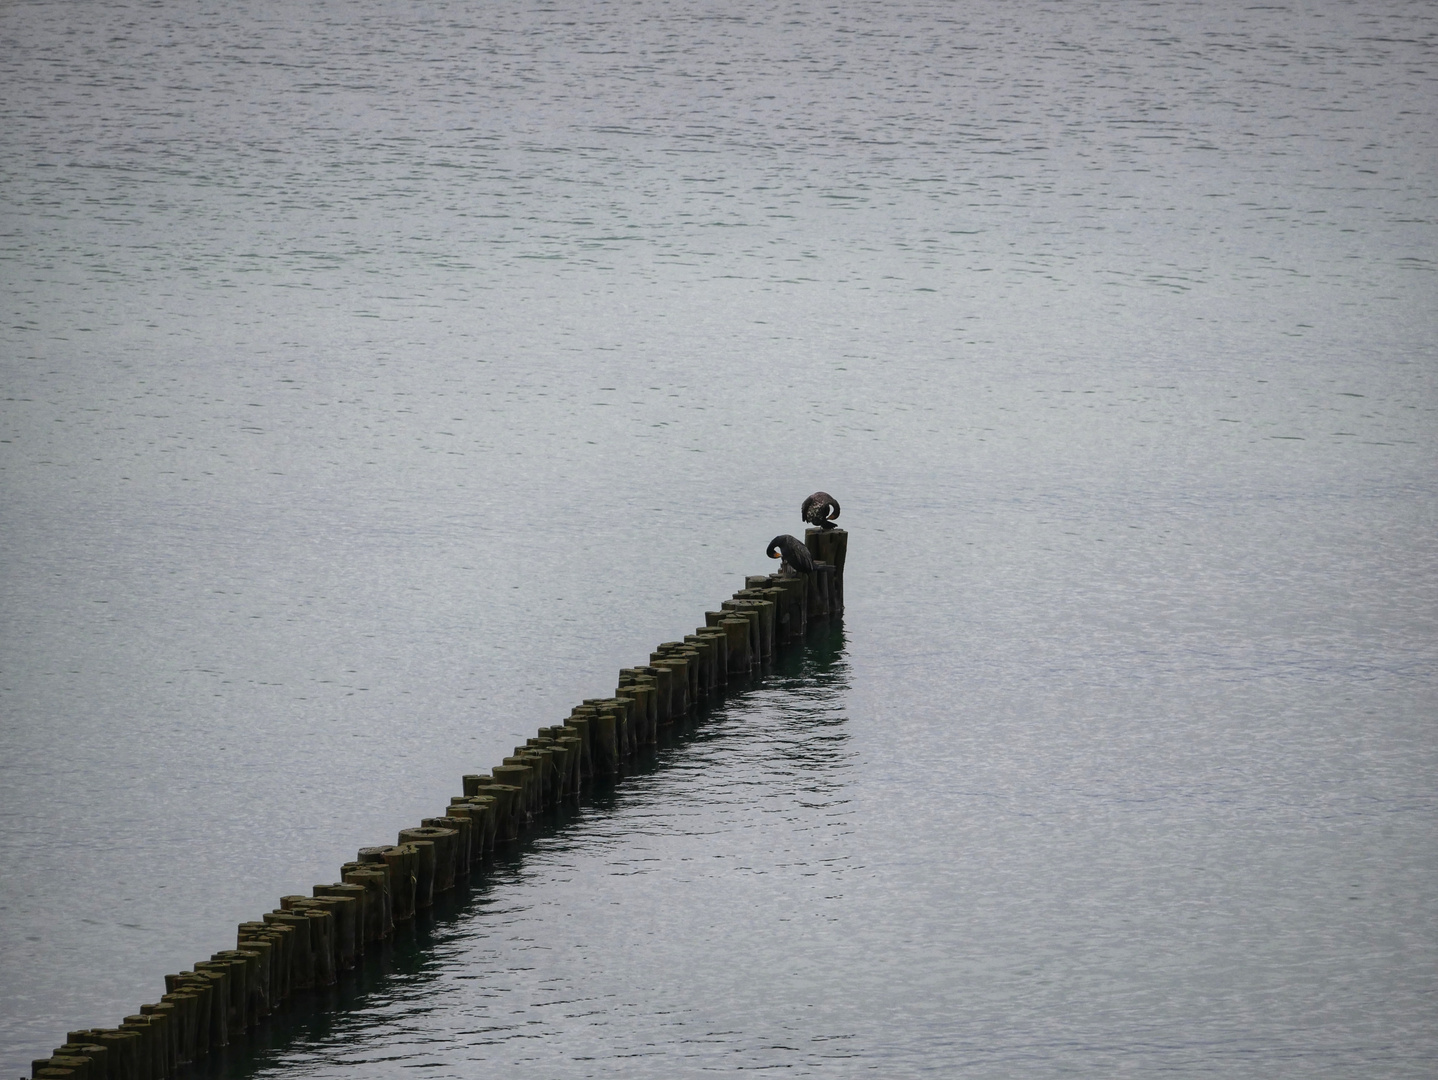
[802,491,841,530]
[767,534,816,575]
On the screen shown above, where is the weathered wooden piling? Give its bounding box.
[338,863,391,940]
[731,593,775,659]
[408,840,441,907]
[774,573,806,636]
[709,612,751,673]
[696,626,729,683]
[455,797,494,854]
[425,817,470,878]
[153,992,198,1063]
[583,701,622,766]
[33,1054,90,1080]
[128,1011,162,1079]
[62,1033,121,1079]
[128,1014,166,1078]
[560,711,596,779]
[681,635,715,692]
[529,733,566,796]
[147,1007,178,1077]
[534,727,579,792]
[747,577,787,642]
[116,1016,155,1079]
[37,1050,98,1079]
[208,952,255,1033]
[804,526,847,613]
[171,990,203,1064]
[718,602,762,664]
[212,946,266,1029]
[433,815,473,874]
[356,845,413,923]
[176,968,227,1050]
[659,642,702,703]
[616,673,658,744]
[670,642,705,701]
[558,725,586,787]
[146,1007,177,1079]
[135,1004,176,1077]
[491,762,535,822]
[233,931,277,1025]
[505,751,541,809]
[586,708,616,774]
[511,745,550,807]
[798,563,821,620]
[442,799,489,862]
[312,883,368,964]
[93,1028,145,1077]
[147,1005,179,1077]
[194,954,248,1033]
[609,698,636,757]
[276,904,336,989]
[153,996,188,1068]
[648,653,688,715]
[299,896,356,970]
[641,664,673,724]
[45,1044,108,1080]
[262,910,316,994]
[464,776,522,841]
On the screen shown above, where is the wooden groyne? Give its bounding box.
[27,528,847,1080]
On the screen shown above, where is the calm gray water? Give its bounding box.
[2,0,1435,1075]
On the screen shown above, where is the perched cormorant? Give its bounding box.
[767,534,816,575]
[801,491,841,530]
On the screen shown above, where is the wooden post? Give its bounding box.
[719,602,761,665]
[587,710,618,776]
[566,709,598,777]
[696,627,728,684]
[48,1045,108,1079]
[237,922,288,1008]
[261,911,313,992]
[731,594,775,660]
[339,864,391,939]
[805,526,847,613]
[647,655,687,716]
[463,779,520,842]
[491,763,534,823]
[178,968,228,1049]
[136,1006,176,1077]
[215,943,268,1023]
[772,573,806,637]
[69,1031,141,1079]
[424,817,471,879]
[117,1016,158,1080]
[664,642,703,702]
[141,1005,178,1076]
[284,899,347,979]
[595,701,629,762]
[196,952,250,1031]
[313,883,368,962]
[719,615,751,673]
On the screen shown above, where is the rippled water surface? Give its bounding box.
[2,0,1435,1075]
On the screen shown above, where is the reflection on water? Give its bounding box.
[194,622,851,1079]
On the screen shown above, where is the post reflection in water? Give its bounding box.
[198,622,854,1079]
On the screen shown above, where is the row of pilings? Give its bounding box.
[29,527,847,1080]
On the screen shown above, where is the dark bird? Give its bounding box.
[801,491,841,530]
[767,534,815,575]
